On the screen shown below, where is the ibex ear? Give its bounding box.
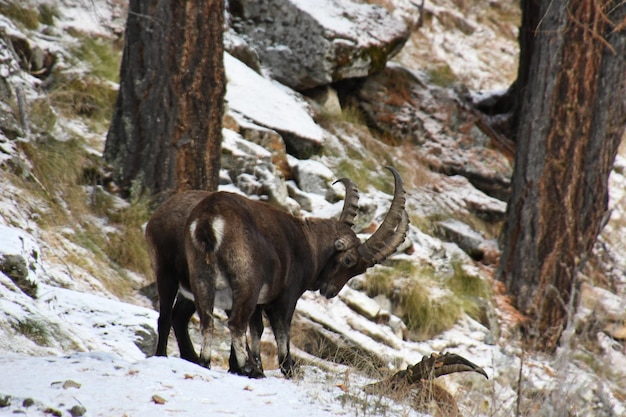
[335,238,349,251]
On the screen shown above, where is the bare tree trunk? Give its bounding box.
[104,0,225,200]
[498,0,626,351]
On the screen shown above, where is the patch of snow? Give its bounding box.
[225,53,324,145]
[0,353,428,417]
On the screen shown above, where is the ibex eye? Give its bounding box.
[342,254,356,268]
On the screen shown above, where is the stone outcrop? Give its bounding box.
[229,0,410,91]
[347,63,513,201]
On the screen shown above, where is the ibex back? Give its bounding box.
[145,167,409,378]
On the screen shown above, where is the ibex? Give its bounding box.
[145,166,409,378]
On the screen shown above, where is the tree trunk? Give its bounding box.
[104,0,225,200]
[498,0,626,351]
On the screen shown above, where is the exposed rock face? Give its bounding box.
[229,0,410,91]
[220,128,292,212]
[349,64,513,200]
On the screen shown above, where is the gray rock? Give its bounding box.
[352,64,512,200]
[0,226,40,298]
[225,111,292,179]
[434,219,494,261]
[221,129,290,210]
[286,180,313,212]
[224,28,262,74]
[134,323,158,357]
[291,158,335,197]
[230,0,410,91]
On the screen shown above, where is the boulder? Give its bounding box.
[291,158,334,195]
[0,226,41,298]
[229,0,410,91]
[221,129,290,210]
[225,53,324,159]
[349,64,512,201]
[434,219,497,262]
[224,111,292,179]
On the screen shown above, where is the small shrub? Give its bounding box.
[13,317,50,346]
[18,138,85,221]
[364,267,395,298]
[29,97,57,132]
[103,196,152,275]
[46,76,117,122]
[400,280,462,340]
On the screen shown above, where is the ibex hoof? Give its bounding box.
[198,358,211,370]
[280,359,300,379]
[230,363,265,379]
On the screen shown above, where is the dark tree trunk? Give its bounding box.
[104,0,225,200]
[498,0,626,351]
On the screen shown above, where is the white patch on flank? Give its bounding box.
[212,216,226,251]
[178,285,195,302]
[189,217,225,252]
[188,219,200,248]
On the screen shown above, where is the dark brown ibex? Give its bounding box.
[145,167,409,378]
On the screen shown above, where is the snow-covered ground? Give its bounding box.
[0,354,382,417]
[1,0,625,416]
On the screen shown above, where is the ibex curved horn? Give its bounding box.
[334,178,360,227]
[358,166,408,265]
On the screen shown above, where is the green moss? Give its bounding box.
[366,257,491,339]
[38,4,59,26]
[0,2,39,30]
[426,63,457,88]
[29,97,57,132]
[448,260,490,298]
[71,34,122,82]
[446,259,492,322]
[46,75,117,122]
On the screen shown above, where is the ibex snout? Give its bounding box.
[319,282,339,299]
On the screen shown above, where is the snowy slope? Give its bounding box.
[1,1,626,417]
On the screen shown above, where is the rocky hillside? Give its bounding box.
[1,0,625,416]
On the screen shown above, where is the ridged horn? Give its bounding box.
[357,166,408,265]
[334,178,359,227]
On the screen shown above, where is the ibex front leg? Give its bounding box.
[266,301,299,378]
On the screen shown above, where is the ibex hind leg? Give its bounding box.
[172,296,199,363]
[225,306,264,374]
[190,267,217,369]
[229,329,265,378]
[265,306,299,378]
[247,306,265,372]
[154,270,178,357]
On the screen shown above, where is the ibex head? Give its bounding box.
[317,166,409,298]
